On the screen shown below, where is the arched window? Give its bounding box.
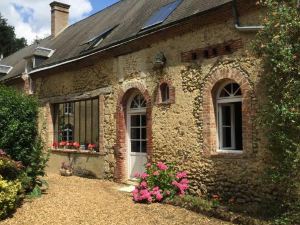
[217,82,243,151]
[130,94,146,110]
[62,124,73,142]
[160,83,170,103]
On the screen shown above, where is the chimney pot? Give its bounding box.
[50,1,70,37]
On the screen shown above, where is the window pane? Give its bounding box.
[131,141,140,153]
[222,105,231,126]
[234,102,243,150]
[141,141,147,153]
[131,115,140,126]
[86,100,92,144]
[80,101,86,144]
[141,128,146,139]
[222,127,232,148]
[141,115,146,126]
[74,102,80,143]
[54,98,99,150]
[92,99,99,146]
[131,128,140,139]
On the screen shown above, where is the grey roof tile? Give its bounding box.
[0,0,232,81]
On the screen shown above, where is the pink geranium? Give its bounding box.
[141,173,149,179]
[176,171,188,179]
[157,162,168,170]
[153,171,160,176]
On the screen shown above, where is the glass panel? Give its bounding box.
[131,141,140,153]
[220,89,230,97]
[141,141,147,153]
[222,105,231,126]
[131,128,140,139]
[74,102,80,143]
[234,102,243,150]
[130,94,146,109]
[141,128,146,139]
[80,101,86,144]
[161,83,170,102]
[142,0,182,29]
[131,115,140,126]
[141,115,146,126]
[86,100,92,144]
[92,99,99,148]
[222,127,232,148]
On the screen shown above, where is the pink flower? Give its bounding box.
[147,197,153,203]
[156,192,163,201]
[140,181,147,188]
[134,172,140,178]
[153,171,160,176]
[152,186,159,192]
[146,163,151,168]
[132,187,139,194]
[141,173,149,179]
[176,171,188,179]
[157,162,168,171]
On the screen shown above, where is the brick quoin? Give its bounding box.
[201,67,255,156]
[115,82,153,182]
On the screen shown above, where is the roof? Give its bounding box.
[0,0,232,81]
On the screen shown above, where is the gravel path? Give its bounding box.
[1,174,231,225]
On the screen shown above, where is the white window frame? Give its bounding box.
[216,82,243,153]
[64,102,73,115]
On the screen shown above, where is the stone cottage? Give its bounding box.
[0,0,270,203]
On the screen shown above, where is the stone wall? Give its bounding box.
[33,6,273,204]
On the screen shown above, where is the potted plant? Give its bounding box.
[52,141,58,149]
[88,143,96,152]
[59,162,73,176]
[73,142,80,150]
[59,141,67,149]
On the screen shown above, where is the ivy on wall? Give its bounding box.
[253,0,300,224]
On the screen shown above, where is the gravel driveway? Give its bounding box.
[1,174,230,225]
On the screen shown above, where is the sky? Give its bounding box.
[0,0,119,44]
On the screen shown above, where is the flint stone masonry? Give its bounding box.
[32,7,275,206]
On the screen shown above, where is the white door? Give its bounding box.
[127,94,147,179]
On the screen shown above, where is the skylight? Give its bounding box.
[141,0,182,30]
[0,65,13,75]
[34,47,55,58]
[83,25,118,50]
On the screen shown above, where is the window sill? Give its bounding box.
[210,150,246,159]
[157,101,174,106]
[51,149,103,156]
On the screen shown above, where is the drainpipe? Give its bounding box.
[232,0,264,32]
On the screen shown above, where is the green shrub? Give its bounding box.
[0,85,48,189]
[253,1,300,223]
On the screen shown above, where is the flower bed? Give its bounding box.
[132,162,189,203]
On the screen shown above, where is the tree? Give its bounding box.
[253,0,300,224]
[0,13,27,57]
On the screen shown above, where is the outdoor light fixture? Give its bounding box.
[153,52,166,69]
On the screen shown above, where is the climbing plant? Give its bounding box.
[253,0,300,224]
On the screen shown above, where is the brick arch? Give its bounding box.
[200,67,255,156]
[115,82,153,182]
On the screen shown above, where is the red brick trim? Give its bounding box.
[181,39,243,62]
[200,67,255,156]
[115,82,152,182]
[155,80,175,105]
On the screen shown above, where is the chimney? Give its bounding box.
[50,1,70,37]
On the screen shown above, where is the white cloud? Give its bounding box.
[0,0,93,44]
